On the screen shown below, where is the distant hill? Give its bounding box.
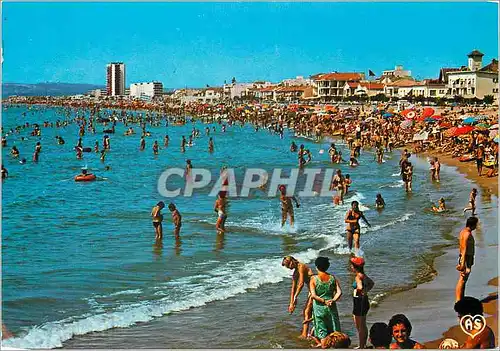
[2,83,105,98]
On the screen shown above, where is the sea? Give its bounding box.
[1,105,476,349]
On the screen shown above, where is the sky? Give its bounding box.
[2,2,498,88]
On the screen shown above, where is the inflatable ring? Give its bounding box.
[75,174,96,182]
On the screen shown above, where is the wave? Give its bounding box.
[365,212,414,233]
[379,180,404,188]
[4,242,343,350]
[2,200,363,349]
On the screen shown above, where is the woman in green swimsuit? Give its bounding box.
[309,256,342,348]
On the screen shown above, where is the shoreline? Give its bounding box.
[2,103,498,349]
[367,151,498,347]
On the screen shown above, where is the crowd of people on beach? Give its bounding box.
[2,97,497,348]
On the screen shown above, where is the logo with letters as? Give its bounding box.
[459,314,486,338]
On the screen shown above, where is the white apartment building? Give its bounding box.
[411,80,448,98]
[281,76,313,86]
[130,82,163,99]
[254,86,276,101]
[106,62,125,96]
[382,65,411,79]
[222,82,272,100]
[199,88,223,103]
[445,50,498,100]
[313,72,365,99]
[87,88,107,98]
[343,82,385,97]
[384,79,419,98]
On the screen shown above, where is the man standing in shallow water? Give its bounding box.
[282,256,314,339]
[151,201,165,243]
[455,216,478,302]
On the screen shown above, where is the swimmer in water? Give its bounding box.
[153,140,159,155]
[164,134,169,147]
[345,201,371,254]
[185,160,193,178]
[168,203,182,239]
[151,201,165,242]
[10,146,19,158]
[279,184,300,228]
[214,191,228,233]
[344,174,352,195]
[181,136,187,152]
[100,150,106,162]
[208,137,214,153]
[375,193,386,209]
[432,198,446,213]
[1,165,8,179]
[140,136,146,151]
[463,188,477,216]
[290,141,298,152]
[19,158,27,164]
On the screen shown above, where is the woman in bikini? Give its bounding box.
[345,201,371,255]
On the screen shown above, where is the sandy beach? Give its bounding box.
[367,152,498,348]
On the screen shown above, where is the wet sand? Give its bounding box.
[367,152,498,347]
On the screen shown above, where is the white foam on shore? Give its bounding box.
[379,180,404,188]
[3,196,357,349]
[3,235,349,350]
[365,212,414,233]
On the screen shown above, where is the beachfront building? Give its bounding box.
[130,82,163,99]
[254,86,276,101]
[87,88,107,98]
[106,62,125,96]
[408,80,448,98]
[313,72,365,100]
[171,89,201,104]
[381,65,411,80]
[384,79,419,98]
[198,87,223,103]
[343,82,385,97]
[281,76,313,87]
[445,51,498,101]
[222,81,274,100]
[171,88,222,103]
[274,86,314,102]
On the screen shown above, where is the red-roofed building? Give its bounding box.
[343,81,385,97]
[274,86,314,102]
[384,79,419,98]
[313,72,365,100]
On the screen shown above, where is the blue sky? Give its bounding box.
[2,2,498,88]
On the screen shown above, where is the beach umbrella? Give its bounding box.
[475,123,490,129]
[451,126,475,137]
[494,135,499,143]
[383,113,393,118]
[489,124,498,130]
[425,118,437,123]
[439,122,452,128]
[421,107,435,118]
[400,120,413,129]
[463,117,477,125]
[475,115,488,120]
[489,130,498,139]
[401,109,417,119]
[431,115,442,120]
[444,127,458,137]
